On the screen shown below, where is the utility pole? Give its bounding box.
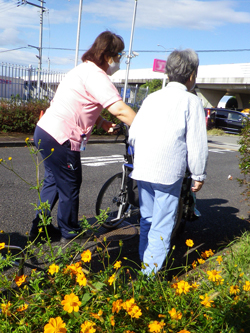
[75,0,83,67]
[24,0,45,99]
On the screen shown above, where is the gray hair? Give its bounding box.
[165,49,199,84]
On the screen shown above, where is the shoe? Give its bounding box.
[30,223,61,239]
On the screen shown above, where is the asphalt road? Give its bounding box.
[0,142,250,275]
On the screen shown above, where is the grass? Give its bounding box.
[207,128,239,136]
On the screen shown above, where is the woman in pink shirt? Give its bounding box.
[30,31,136,242]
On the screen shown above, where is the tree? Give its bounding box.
[140,79,163,94]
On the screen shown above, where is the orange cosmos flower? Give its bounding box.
[168,308,182,320]
[148,320,165,332]
[16,303,28,312]
[200,294,214,308]
[207,270,222,282]
[113,260,122,270]
[1,301,11,316]
[76,272,87,286]
[185,239,194,247]
[15,274,27,287]
[44,317,67,333]
[230,285,240,295]
[48,263,59,275]
[112,299,123,313]
[81,249,92,263]
[80,321,96,333]
[61,293,81,313]
[243,281,250,291]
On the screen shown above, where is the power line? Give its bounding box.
[40,47,250,54]
[0,46,28,53]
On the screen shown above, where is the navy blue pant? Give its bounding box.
[32,126,82,238]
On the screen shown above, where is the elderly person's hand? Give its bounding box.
[191,180,204,192]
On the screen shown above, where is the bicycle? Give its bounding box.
[95,123,200,238]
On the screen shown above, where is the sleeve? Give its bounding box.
[84,67,122,108]
[186,96,208,181]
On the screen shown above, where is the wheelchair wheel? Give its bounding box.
[96,172,129,229]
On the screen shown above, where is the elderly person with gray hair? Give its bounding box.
[129,49,208,275]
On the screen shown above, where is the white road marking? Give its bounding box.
[208,148,235,154]
[81,155,124,166]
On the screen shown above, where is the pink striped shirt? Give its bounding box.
[37,61,122,151]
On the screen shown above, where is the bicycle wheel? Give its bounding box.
[171,197,184,240]
[96,172,129,229]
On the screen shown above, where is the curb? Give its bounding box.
[0,138,125,148]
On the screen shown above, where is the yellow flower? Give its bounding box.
[186,239,194,247]
[61,293,81,313]
[1,301,11,316]
[0,158,3,163]
[25,137,29,142]
[63,262,82,277]
[177,331,191,333]
[15,274,27,287]
[90,310,103,320]
[197,258,205,264]
[148,320,165,332]
[8,157,12,161]
[122,298,142,319]
[201,249,214,259]
[158,314,166,318]
[51,148,54,152]
[113,260,122,270]
[108,273,116,285]
[16,303,28,312]
[168,308,182,320]
[48,263,59,275]
[191,282,199,289]
[200,294,214,308]
[81,249,92,263]
[230,285,240,295]
[0,242,5,250]
[80,320,96,333]
[112,299,123,313]
[243,281,250,291]
[76,272,87,286]
[207,270,222,282]
[110,315,115,326]
[175,280,191,295]
[192,260,197,269]
[216,255,223,264]
[44,317,67,333]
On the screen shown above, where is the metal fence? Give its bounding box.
[0,63,148,107]
[0,63,65,101]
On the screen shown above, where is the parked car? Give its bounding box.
[204,108,249,134]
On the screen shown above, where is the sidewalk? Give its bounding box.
[0,132,242,150]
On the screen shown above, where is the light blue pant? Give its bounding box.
[137,178,183,275]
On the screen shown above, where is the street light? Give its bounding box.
[157,45,175,88]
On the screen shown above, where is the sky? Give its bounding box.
[0,0,250,73]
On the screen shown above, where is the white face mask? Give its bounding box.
[106,58,120,76]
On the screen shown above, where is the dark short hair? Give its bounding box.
[165,49,199,84]
[81,31,124,67]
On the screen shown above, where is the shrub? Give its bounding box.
[238,118,250,203]
[0,98,138,135]
[0,97,50,133]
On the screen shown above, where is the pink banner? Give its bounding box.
[153,59,166,73]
